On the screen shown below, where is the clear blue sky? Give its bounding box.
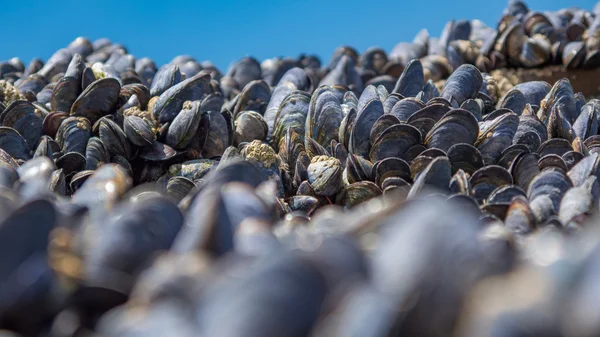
[1,0,597,71]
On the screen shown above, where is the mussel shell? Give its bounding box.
[70,170,94,192]
[469,165,513,204]
[497,144,531,169]
[476,112,519,165]
[449,169,471,195]
[373,157,412,187]
[562,151,584,170]
[168,159,217,181]
[150,64,182,97]
[406,104,451,136]
[0,127,30,161]
[349,99,384,158]
[70,78,121,124]
[272,92,310,149]
[307,156,342,196]
[572,102,599,140]
[562,41,586,69]
[345,154,373,184]
[497,89,525,115]
[139,141,182,162]
[447,143,484,175]
[233,80,271,116]
[51,76,81,113]
[123,115,156,147]
[200,111,229,158]
[33,135,59,159]
[487,184,526,204]
[337,181,382,209]
[538,154,568,172]
[369,124,421,162]
[0,148,19,170]
[233,111,268,146]
[424,109,479,152]
[0,100,43,151]
[441,64,483,106]
[392,59,424,98]
[538,138,572,157]
[153,72,210,123]
[388,97,425,122]
[56,152,86,178]
[527,169,573,212]
[567,152,600,187]
[98,117,132,159]
[370,114,401,143]
[504,196,536,234]
[288,195,319,215]
[42,112,68,139]
[165,176,195,203]
[165,102,202,150]
[407,156,451,198]
[512,81,551,107]
[85,137,110,170]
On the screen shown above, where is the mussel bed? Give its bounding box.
[4,1,600,336]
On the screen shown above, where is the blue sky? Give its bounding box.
[1,0,597,71]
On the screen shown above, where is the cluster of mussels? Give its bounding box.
[4,1,600,337]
